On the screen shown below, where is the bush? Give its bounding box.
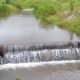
[0,3,19,18]
[55,18,80,36]
[34,0,59,20]
[69,0,74,12]
[33,0,80,36]
[15,1,33,9]
[0,3,9,13]
[10,0,37,9]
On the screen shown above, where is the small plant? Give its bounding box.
[15,76,21,80]
[15,75,21,80]
[69,0,74,12]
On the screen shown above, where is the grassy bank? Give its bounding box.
[33,0,80,36]
[0,3,20,18]
[0,0,80,36]
[0,0,37,18]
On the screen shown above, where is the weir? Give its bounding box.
[0,42,80,64]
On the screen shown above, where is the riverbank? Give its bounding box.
[0,0,36,18]
[0,3,20,18]
[33,0,80,36]
[0,0,80,36]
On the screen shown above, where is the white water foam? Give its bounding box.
[0,60,80,70]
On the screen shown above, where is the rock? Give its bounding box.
[0,45,5,58]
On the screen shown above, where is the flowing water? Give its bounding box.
[0,60,80,80]
[0,10,80,80]
[0,48,80,64]
[0,11,79,45]
[0,10,80,64]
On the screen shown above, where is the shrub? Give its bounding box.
[34,0,59,20]
[69,0,74,12]
[0,3,19,18]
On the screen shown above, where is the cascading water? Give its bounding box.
[0,9,80,80]
[0,42,80,64]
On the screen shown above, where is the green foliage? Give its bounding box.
[33,0,80,35]
[69,0,74,12]
[15,75,21,80]
[16,78,20,80]
[47,16,80,36]
[46,15,61,24]
[0,3,19,18]
[15,1,33,9]
[5,0,11,4]
[0,3,9,13]
[7,0,37,9]
[34,0,59,20]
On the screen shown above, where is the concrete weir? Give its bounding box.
[0,42,80,64]
[0,43,80,80]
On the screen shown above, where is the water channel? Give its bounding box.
[0,10,80,80]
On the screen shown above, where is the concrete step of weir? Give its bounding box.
[0,48,80,64]
[4,42,80,52]
[0,42,80,60]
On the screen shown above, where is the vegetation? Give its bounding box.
[15,75,21,80]
[33,0,80,36]
[0,3,19,18]
[34,0,59,21]
[16,78,21,80]
[0,0,80,35]
[0,0,37,18]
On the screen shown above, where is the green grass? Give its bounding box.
[34,0,59,20]
[0,0,37,18]
[0,3,20,18]
[33,0,80,36]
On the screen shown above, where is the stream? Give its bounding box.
[0,9,80,80]
[0,11,79,45]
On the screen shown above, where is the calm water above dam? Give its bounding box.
[0,11,79,45]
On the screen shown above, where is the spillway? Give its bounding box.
[0,42,80,64]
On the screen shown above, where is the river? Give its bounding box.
[0,10,80,80]
[0,11,79,45]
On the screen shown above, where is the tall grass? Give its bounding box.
[7,0,38,9]
[33,0,80,36]
[0,3,19,18]
[34,0,59,21]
